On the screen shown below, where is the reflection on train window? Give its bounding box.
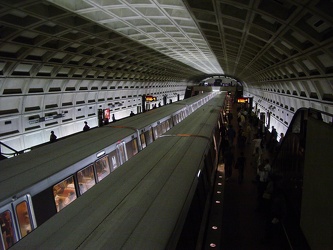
[77,165,96,195]
[144,129,153,145]
[126,139,138,159]
[153,126,158,139]
[53,176,77,212]
[15,201,32,238]
[154,125,162,139]
[140,133,146,149]
[116,143,127,165]
[95,156,110,182]
[0,210,16,249]
[173,116,178,125]
[167,118,173,130]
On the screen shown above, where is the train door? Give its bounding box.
[0,204,17,250]
[0,195,36,250]
[109,150,120,171]
[116,142,128,165]
[12,195,36,239]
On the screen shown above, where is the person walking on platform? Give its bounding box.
[50,131,57,143]
[235,152,246,184]
[224,146,234,181]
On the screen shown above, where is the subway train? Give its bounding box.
[10,91,228,250]
[0,92,220,250]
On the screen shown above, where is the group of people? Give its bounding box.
[221,103,287,244]
[50,121,91,142]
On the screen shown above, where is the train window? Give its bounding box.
[154,124,163,138]
[173,115,179,125]
[126,138,138,159]
[116,142,127,165]
[177,113,181,122]
[53,176,77,212]
[161,121,167,134]
[140,133,146,149]
[0,210,16,249]
[152,126,158,140]
[77,165,96,195]
[167,118,173,130]
[15,201,32,238]
[109,150,120,171]
[95,156,111,182]
[144,129,153,145]
[181,112,184,120]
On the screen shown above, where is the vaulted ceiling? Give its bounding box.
[0,0,332,84]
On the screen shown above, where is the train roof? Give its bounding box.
[0,92,216,205]
[11,92,226,249]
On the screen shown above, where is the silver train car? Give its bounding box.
[0,92,219,250]
[11,92,227,250]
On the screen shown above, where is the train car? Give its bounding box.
[10,91,227,250]
[0,92,218,250]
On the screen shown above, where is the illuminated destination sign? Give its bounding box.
[237,97,249,103]
[28,113,65,124]
[145,95,157,102]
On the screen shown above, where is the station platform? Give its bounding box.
[218,101,309,250]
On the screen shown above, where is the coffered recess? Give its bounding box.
[0,0,333,151]
[0,0,332,87]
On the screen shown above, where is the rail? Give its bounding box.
[0,141,24,158]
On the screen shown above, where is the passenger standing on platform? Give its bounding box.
[130,111,135,116]
[224,146,234,181]
[271,126,277,141]
[252,135,262,155]
[257,159,272,211]
[264,184,287,242]
[112,114,116,122]
[276,133,284,152]
[50,131,57,143]
[227,111,233,124]
[239,113,246,128]
[235,152,246,184]
[245,123,253,144]
[237,126,246,149]
[252,147,262,182]
[83,121,90,131]
[267,126,277,153]
[226,124,236,146]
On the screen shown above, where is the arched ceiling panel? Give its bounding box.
[0,0,331,86]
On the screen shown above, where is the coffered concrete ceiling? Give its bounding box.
[0,0,332,83]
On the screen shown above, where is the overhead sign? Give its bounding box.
[237,97,249,103]
[145,95,157,102]
[29,113,65,124]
